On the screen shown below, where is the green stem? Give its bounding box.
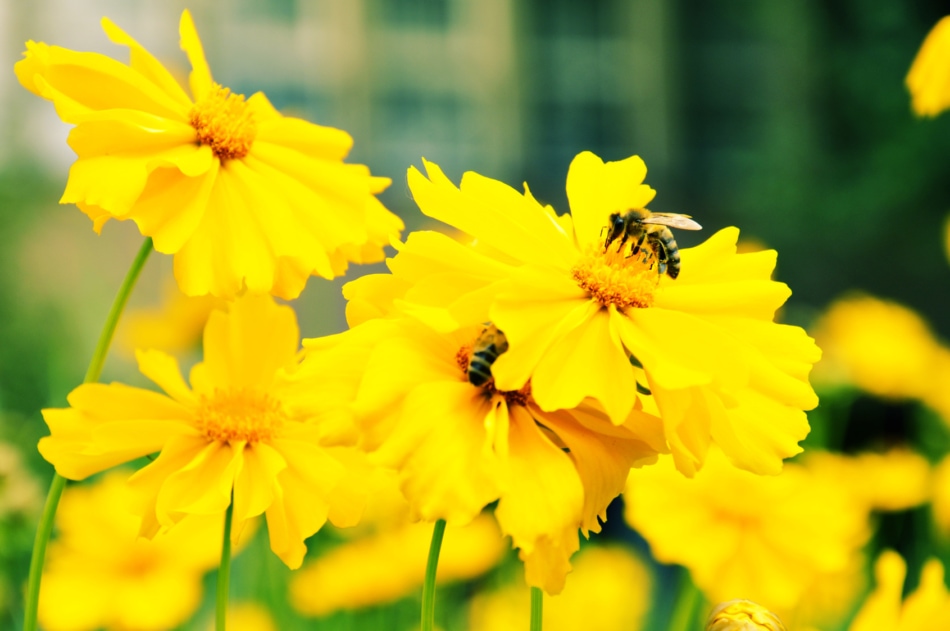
[22,237,153,631]
[421,519,446,631]
[667,569,701,631]
[216,498,234,631]
[530,586,543,631]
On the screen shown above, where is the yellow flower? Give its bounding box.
[929,453,950,535]
[39,294,369,568]
[848,551,950,631]
[38,471,239,631]
[907,16,950,117]
[294,317,665,594]
[290,514,505,616]
[15,10,402,299]
[805,449,931,512]
[346,152,820,475]
[117,278,223,358]
[624,448,870,615]
[706,600,787,631]
[468,544,652,631]
[812,294,942,400]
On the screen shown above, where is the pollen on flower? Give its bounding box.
[571,241,659,309]
[189,84,257,161]
[194,387,285,444]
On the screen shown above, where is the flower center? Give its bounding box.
[189,84,257,161]
[194,387,285,444]
[571,240,659,309]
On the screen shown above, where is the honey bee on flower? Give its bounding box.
[345,151,821,477]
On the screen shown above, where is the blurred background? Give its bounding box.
[3,0,950,630]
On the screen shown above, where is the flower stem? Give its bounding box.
[530,586,543,631]
[216,498,234,631]
[421,519,446,631]
[667,569,701,631]
[22,237,153,631]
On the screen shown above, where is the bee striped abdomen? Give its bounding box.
[468,345,500,386]
[467,324,510,387]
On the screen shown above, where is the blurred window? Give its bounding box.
[377,0,451,29]
[526,0,621,38]
[236,0,298,21]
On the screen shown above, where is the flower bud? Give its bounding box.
[706,600,787,631]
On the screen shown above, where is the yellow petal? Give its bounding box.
[408,160,576,268]
[233,442,287,522]
[495,406,584,594]
[382,382,502,524]
[536,407,657,535]
[135,348,198,406]
[15,40,189,122]
[565,151,657,250]
[198,294,299,391]
[530,307,638,424]
[179,9,214,101]
[490,265,593,391]
[257,115,354,161]
[126,162,219,253]
[155,441,241,524]
[100,17,193,109]
[264,439,345,568]
[907,16,950,117]
[40,383,193,480]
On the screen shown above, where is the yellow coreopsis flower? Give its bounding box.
[805,449,931,512]
[38,471,239,631]
[15,10,403,299]
[624,448,870,617]
[468,544,652,631]
[39,294,370,568]
[812,294,942,399]
[848,551,950,631]
[290,514,505,616]
[293,317,666,594]
[907,16,950,117]
[346,152,819,475]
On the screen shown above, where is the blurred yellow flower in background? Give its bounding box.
[907,16,950,117]
[117,278,223,358]
[15,9,402,299]
[291,514,504,616]
[38,471,240,631]
[39,294,372,568]
[706,599,787,631]
[203,603,277,631]
[812,294,941,399]
[468,544,652,631]
[624,448,870,620]
[848,551,950,631]
[295,317,665,594]
[0,442,43,519]
[805,449,931,512]
[928,453,950,535]
[347,152,820,477]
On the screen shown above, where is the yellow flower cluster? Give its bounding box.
[18,6,826,629]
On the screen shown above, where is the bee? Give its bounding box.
[467,324,509,387]
[603,208,702,279]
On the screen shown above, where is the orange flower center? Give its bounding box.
[571,241,659,309]
[194,387,285,444]
[189,84,257,161]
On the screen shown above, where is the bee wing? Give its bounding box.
[641,213,702,230]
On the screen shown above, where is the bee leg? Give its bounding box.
[631,231,647,255]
